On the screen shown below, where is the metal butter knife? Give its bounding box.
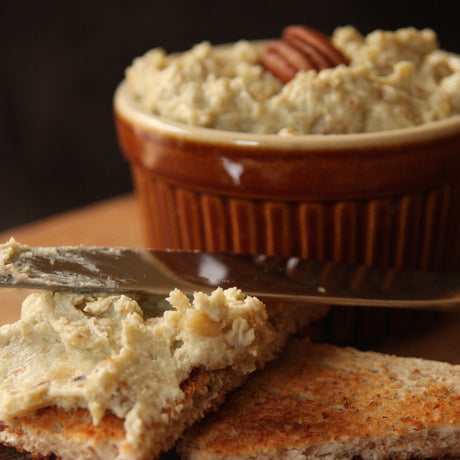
[1,243,460,309]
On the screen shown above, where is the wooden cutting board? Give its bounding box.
[0,194,142,325]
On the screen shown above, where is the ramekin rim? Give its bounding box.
[114,80,460,149]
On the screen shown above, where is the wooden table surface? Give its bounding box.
[1,193,460,365]
[0,194,143,326]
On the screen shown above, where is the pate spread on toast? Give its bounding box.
[0,286,327,459]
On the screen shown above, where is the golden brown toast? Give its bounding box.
[0,367,243,459]
[0,294,327,460]
[180,339,460,459]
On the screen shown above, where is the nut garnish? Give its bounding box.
[260,25,349,83]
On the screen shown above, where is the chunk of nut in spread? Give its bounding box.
[125,26,460,134]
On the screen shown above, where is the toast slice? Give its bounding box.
[0,287,327,460]
[180,338,460,459]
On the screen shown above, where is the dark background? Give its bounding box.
[0,0,458,232]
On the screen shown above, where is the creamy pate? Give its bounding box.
[125,26,460,134]
[0,283,273,448]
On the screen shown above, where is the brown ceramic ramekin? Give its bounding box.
[114,80,460,344]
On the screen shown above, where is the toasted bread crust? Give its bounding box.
[1,407,124,459]
[180,339,460,459]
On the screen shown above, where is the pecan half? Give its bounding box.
[260,25,349,83]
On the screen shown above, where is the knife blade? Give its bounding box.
[1,241,460,309]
